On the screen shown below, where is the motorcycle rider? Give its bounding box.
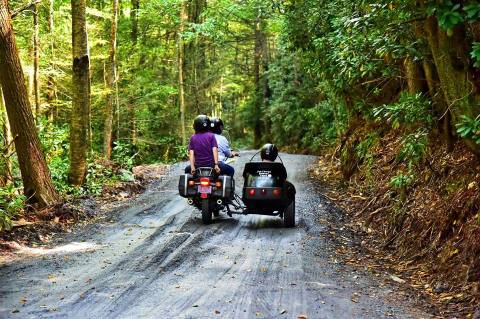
[209,117,237,176]
[260,143,295,201]
[185,115,233,176]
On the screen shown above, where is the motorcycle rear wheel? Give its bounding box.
[201,199,212,224]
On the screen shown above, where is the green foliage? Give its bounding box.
[372,93,433,129]
[470,42,480,67]
[0,184,26,231]
[356,133,379,163]
[456,115,480,143]
[112,141,137,170]
[390,172,413,190]
[396,131,428,168]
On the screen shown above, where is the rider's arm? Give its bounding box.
[213,147,220,173]
[223,138,232,158]
[189,150,195,172]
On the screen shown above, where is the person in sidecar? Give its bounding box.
[184,115,234,177]
[209,117,237,175]
[260,143,295,201]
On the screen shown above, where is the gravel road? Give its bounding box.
[0,152,435,319]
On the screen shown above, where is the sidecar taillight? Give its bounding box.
[188,180,195,187]
[200,178,210,186]
[273,188,281,197]
[248,189,256,196]
[215,181,222,188]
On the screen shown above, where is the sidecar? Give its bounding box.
[241,161,296,227]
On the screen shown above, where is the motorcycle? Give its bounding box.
[178,167,235,224]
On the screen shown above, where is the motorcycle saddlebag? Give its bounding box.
[178,174,196,197]
[213,175,235,199]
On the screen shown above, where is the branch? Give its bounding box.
[11,0,41,19]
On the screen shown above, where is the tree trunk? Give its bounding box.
[0,0,60,206]
[131,0,139,43]
[185,0,207,115]
[424,16,480,153]
[47,0,58,123]
[177,0,187,146]
[252,17,264,148]
[422,59,454,151]
[404,56,428,94]
[0,86,12,186]
[33,2,40,123]
[69,0,91,185]
[103,0,119,159]
[128,0,139,145]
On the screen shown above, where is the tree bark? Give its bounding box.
[103,0,119,159]
[69,0,91,185]
[46,0,57,122]
[127,0,139,145]
[424,16,479,153]
[33,2,40,123]
[130,0,139,43]
[0,0,60,205]
[404,56,428,94]
[422,59,454,151]
[252,17,266,148]
[0,86,12,186]
[177,0,187,146]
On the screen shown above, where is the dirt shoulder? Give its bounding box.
[310,135,480,318]
[0,164,169,265]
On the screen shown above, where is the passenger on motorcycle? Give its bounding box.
[209,117,236,176]
[185,115,234,177]
[260,143,295,201]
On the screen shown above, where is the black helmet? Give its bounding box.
[193,114,210,132]
[209,117,224,134]
[260,143,278,162]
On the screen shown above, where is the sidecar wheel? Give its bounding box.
[283,200,295,228]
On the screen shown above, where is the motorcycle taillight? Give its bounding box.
[200,177,210,186]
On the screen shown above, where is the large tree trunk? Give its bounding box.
[103,0,119,159]
[177,0,187,146]
[0,86,12,186]
[0,0,60,206]
[33,2,40,123]
[424,16,480,153]
[69,0,91,185]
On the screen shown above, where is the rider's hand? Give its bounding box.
[190,166,196,174]
[214,164,221,174]
[233,151,239,157]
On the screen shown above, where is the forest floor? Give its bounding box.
[0,152,439,319]
[0,164,169,263]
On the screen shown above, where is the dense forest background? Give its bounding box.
[2,0,480,311]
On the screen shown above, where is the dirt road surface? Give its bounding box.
[0,152,435,319]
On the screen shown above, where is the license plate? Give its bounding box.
[198,185,212,194]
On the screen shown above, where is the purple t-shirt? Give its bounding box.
[188,132,218,167]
